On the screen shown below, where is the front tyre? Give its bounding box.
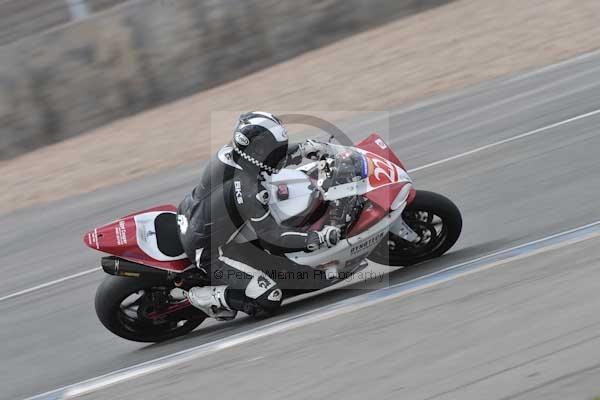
[368,190,462,266]
[95,276,204,343]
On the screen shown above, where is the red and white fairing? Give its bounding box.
[83,205,191,272]
[84,133,414,277]
[342,134,415,235]
[356,133,415,210]
[282,134,416,270]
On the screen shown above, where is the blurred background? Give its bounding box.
[0,0,451,158]
[0,0,125,45]
[1,0,599,213]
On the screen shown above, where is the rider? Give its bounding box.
[177,111,340,319]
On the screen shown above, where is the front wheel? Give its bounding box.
[95,276,205,343]
[368,190,462,266]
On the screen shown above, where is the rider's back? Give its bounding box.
[178,151,239,266]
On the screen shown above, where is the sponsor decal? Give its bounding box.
[120,272,140,278]
[350,231,385,255]
[234,181,244,204]
[177,214,189,234]
[257,275,273,289]
[140,228,155,243]
[89,229,100,249]
[234,131,250,146]
[115,220,128,246]
[375,138,388,149]
[245,274,275,299]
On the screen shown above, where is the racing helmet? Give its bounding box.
[231,111,289,174]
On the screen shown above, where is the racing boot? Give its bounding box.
[186,286,237,321]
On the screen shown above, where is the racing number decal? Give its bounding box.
[367,154,397,188]
[372,157,396,185]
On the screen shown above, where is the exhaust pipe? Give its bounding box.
[101,257,170,279]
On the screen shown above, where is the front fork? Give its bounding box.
[389,217,421,243]
[389,185,420,243]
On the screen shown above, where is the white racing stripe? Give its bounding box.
[25,220,600,400]
[1,106,600,303]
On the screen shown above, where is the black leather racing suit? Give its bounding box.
[177,144,325,315]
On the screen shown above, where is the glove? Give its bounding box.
[307,225,340,251]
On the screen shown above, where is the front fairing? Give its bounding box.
[310,143,412,203]
[267,141,412,225]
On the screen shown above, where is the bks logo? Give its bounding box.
[234,181,244,204]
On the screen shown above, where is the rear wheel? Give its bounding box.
[368,190,462,266]
[95,276,205,343]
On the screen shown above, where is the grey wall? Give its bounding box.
[0,0,128,46]
[0,0,451,159]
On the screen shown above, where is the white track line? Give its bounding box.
[25,220,600,400]
[409,107,600,172]
[2,107,600,303]
[0,267,100,302]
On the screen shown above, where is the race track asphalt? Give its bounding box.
[1,50,599,400]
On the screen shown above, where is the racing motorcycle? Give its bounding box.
[84,134,462,342]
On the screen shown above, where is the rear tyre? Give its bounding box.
[368,190,462,266]
[95,276,204,343]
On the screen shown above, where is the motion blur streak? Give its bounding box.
[25,221,600,400]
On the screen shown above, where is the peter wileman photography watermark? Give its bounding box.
[207,111,394,291]
[214,268,389,284]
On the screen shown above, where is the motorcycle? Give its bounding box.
[84,134,462,342]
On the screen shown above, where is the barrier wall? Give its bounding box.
[0,0,451,158]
